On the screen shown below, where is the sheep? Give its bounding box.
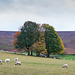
[45,56,47,58]
[0,60,2,65]
[0,49,3,51]
[5,59,10,63]
[62,64,68,68]
[6,51,8,52]
[14,58,18,61]
[25,53,27,56]
[54,57,56,59]
[15,61,21,65]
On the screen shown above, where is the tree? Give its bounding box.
[33,30,47,56]
[14,21,40,55]
[13,31,21,50]
[42,24,65,57]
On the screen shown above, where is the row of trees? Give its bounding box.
[13,21,65,57]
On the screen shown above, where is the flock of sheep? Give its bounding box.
[0,58,68,68]
[0,58,21,65]
[0,51,68,68]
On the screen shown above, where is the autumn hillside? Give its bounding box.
[0,31,75,54]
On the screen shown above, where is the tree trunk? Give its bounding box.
[27,47,30,56]
[28,51,30,56]
[47,53,50,58]
[31,50,33,56]
[36,53,40,56]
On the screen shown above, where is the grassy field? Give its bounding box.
[0,52,75,75]
[50,54,75,61]
[60,55,75,60]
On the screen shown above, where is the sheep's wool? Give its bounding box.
[62,64,68,68]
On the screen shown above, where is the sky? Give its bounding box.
[0,0,75,31]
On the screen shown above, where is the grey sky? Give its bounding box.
[0,0,75,31]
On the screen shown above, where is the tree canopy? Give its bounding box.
[13,21,65,57]
[42,24,65,57]
[32,29,47,56]
[13,21,40,55]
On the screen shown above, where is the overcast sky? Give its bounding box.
[0,0,75,31]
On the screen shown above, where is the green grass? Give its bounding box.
[50,54,75,61]
[60,55,75,60]
[0,52,75,75]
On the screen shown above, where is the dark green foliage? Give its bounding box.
[15,21,40,55]
[43,24,65,57]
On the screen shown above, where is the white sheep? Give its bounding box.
[25,53,27,56]
[15,61,21,65]
[45,56,47,58]
[6,51,8,52]
[54,57,56,59]
[5,59,10,63]
[0,60,2,65]
[0,49,3,51]
[62,64,68,68]
[14,58,18,61]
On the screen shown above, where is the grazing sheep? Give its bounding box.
[62,64,68,68]
[54,57,56,59]
[5,59,10,63]
[0,60,2,65]
[45,56,47,58]
[25,53,27,56]
[6,51,8,52]
[0,49,3,51]
[15,61,21,65]
[14,58,18,61]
